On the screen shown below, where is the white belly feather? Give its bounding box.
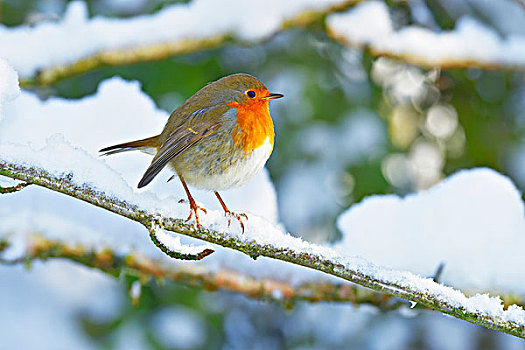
[187,137,273,191]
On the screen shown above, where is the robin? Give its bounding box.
[100,73,283,231]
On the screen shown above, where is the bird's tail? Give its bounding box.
[99,135,160,156]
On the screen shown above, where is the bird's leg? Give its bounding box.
[214,191,248,233]
[179,176,207,229]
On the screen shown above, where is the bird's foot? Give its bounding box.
[223,210,248,234]
[184,200,207,230]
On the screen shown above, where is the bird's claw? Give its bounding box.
[224,211,248,233]
[185,201,207,230]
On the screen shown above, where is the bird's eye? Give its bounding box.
[246,90,256,98]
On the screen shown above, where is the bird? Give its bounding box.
[100,73,283,232]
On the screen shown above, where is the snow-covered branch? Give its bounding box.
[1,159,524,339]
[3,0,523,89]
[0,181,29,194]
[147,224,215,260]
[0,234,407,309]
[2,231,522,311]
[327,1,525,70]
[0,0,358,86]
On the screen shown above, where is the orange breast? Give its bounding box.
[228,99,275,154]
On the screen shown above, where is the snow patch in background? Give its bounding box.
[0,59,19,118]
[327,1,525,67]
[0,0,347,78]
[336,168,525,295]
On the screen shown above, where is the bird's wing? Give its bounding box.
[137,107,226,188]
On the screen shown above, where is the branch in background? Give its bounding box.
[1,159,524,339]
[33,35,227,87]
[364,50,505,71]
[10,0,525,87]
[0,234,524,311]
[326,2,525,70]
[0,235,403,310]
[4,235,520,311]
[23,0,360,87]
[0,182,30,194]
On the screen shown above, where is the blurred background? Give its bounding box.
[2,0,525,349]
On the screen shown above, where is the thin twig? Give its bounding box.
[432,262,445,283]
[0,181,30,194]
[2,235,523,310]
[146,222,214,260]
[1,234,404,309]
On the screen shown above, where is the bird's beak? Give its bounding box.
[264,93,284,100]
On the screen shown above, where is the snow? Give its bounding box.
[1,48,525,335]
[327,1,525,67]
[329,0,393,44]
[336,168,525,296]
[153,225,213,256]
[0,60,19,118]
[0,75,291,274]
[0,66,323,285]
[0,75,278,225]
[2,1,525,346]
[0,0,348,78]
